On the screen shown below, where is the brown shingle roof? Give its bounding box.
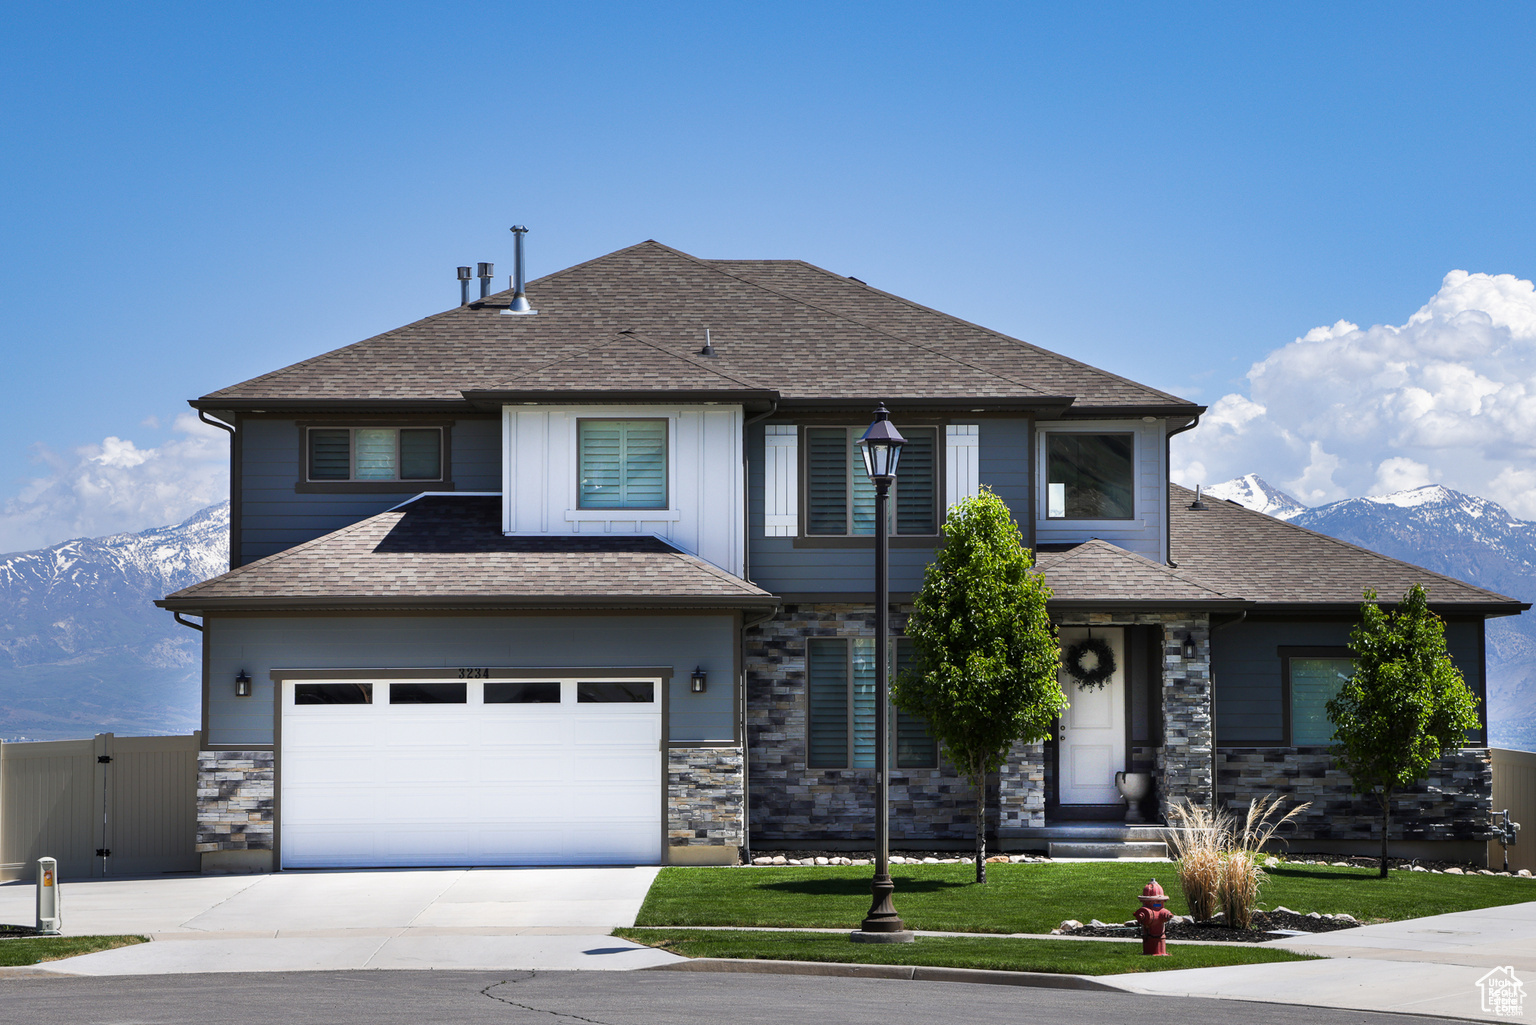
[1169,484,1526,613]
[1035,539,1245,607]
[196,241,1199,414]
[157,495,777,612]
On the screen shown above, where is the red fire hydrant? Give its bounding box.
[1134,879,1173,956]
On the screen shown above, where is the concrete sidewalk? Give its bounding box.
[1105,901,1536,1022]
[0,867,683,974]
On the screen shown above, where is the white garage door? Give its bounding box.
[279,676,663,868]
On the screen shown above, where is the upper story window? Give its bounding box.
[307,427,443,482]
[1045,432,1133,519]
[804,426,937,536]
[578,419,668,510]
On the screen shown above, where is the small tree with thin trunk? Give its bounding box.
[1327,584,1481,878]
[893,487,1065,883]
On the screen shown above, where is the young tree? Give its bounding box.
[1327,584,1481,878]
[893,487,1065,883]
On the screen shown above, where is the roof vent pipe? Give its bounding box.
[477,262,494,299]
[1189,485,1208,511]
[501,225,537,315]
[699,328,716,357]
[456,266,472,306]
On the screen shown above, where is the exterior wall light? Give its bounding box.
[1182,634,1197,660]
[690,668,708,694]
[235,671,252,698]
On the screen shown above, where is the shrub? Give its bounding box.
[1165,794,1309,928]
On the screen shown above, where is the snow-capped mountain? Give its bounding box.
[1204,474,1308,520]
[0,503,227,740]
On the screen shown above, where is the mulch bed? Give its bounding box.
[1062,909,1360,943]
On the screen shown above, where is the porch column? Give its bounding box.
[1157,615,1213,821]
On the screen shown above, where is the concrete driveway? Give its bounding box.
[0,867,684,975]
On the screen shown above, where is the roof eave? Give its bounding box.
[1241,600,1531,618]
[1047,598,1252,610]
[1055,403,1206,422]
[461,388,780,412]
[157,594,780,614]
[190,397,478,415]
[775,396,1075,415]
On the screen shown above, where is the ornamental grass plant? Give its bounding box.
[1165,794,1310,928]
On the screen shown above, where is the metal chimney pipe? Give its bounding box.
[502,225,536,315]
[456,266,472,306]
[477,262,494,299]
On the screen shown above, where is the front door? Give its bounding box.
[1056,626,1127,806]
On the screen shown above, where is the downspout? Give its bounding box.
[172,612,204,632]
[1164,415,1201,567]
[198,411,238,571]
[738,399,780,864]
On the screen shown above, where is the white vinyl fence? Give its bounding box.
[1490,747,1536,874]
[0,732,200,882]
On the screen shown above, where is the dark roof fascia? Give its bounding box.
[1241,600,1531,618]
[461,388,780,412]
[157,595,781,614]
[774,397,1074,416]
[1052,404,1207,422]
[1047,599,1252,611]
[189,398,478,415]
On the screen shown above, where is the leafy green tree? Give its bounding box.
[893,487,1065,883]
[1327,584,1481,878]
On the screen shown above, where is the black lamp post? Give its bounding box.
[851,404,914,944]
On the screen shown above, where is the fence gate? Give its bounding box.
[0,733,200,882]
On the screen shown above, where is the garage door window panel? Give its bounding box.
[485,681,562,704]
[389,682,467,704]
[294,683,373,705]
[577,681,655,703]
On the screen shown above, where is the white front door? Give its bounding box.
[1057,627,1127,805]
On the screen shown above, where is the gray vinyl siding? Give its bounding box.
[238,417,501,565]
[1212,615,1488,745]
[746,417,1032,595]
[205,613,737,746]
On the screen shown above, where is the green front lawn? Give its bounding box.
[616,928,1316,975]
[0,935,147,966]
[635,861,1536,934]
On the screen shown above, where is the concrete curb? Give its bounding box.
[646,957,1126,990]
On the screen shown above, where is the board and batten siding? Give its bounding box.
[1033,418,1167,562]
[502,405,744,577]
[1211,616,1487,745]
[204,613,738,747]
[238,417,502,565]
[746,418,1015,595]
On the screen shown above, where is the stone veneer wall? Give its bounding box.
[668,747,745,848]
[997,739,1046,830]
[1218,747,1492,842]
[1054,610,1211,821]
[196,750,274,854]
[746,603,1019,843]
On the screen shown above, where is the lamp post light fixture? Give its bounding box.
[851,404,914,944]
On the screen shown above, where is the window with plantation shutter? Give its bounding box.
[807,639,850,768]
[305,427,443,482]
[578,419,668,510]
[803,426,938,536]
[894,637,938,768]
[806,636,936,770]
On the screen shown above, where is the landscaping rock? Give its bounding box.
[771,856,786,865]
[752,857,773,865]
[1445,867,1465,875]
[922,857,940,864]
[815,857,829,866]
[1520,869,1532,878]
[1060,919,1083,930]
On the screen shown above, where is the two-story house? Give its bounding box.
[160,239,1524,873]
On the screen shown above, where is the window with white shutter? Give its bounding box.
[763,425,798,536]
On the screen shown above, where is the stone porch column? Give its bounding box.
[1158,615,1213,821]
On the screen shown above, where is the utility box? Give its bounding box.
[36,857,61,935]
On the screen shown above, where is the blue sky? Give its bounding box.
[2,3,1535,550]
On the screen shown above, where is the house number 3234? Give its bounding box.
[457,667,491,679]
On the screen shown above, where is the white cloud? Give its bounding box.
[1174,270,1536,517]
[0,413,229,553]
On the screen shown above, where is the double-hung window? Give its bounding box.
[307,427,443,482]
[1282,648,1353,746]
[807,637,938,769]
[578,419,668,510]
[804,426,938,535]
[1044,432,1134,519]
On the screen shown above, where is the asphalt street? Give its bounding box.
[0,969,1472,1025]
